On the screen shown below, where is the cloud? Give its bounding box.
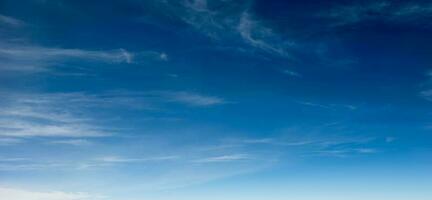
[0,14,24,26]
[237,11,293,57]
[241,138,275,144]
[355,148,377,154]
[310,148,378,157]
[158,0,294,57]
[0,157,29,162]
[385,137,396,143]
[0,93,111,138]
[420,71,432,101]
[0,121,107,137]
[0,138,23,145]
[0,187,103,200]
[323,1,432,27]
[224,134,380,159]
[238,135,373,147]
[159,52,168,61]
[49,139,92,146]
[0,90,226,138]
[193,154,250,163]
[165,91,226,106]
[0,44,166,72]
[296,100,358,110]
[282,69,302,77]
[96,155,179,163]
[420,89,432,101]
[297,101,331,109]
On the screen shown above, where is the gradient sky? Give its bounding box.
[1,0,432,200]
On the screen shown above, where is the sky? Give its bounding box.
[0,0,432,199]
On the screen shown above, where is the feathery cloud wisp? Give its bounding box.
[0,14,24,26]
[165,91,226,106]
[0,187,104,200]
[193,154,250,163]
[159,0,294,57]
[323,1,432,26]
[0,44,166,72]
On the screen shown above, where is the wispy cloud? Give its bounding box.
[193,154,250,163]
[164,91,226,106]
[0,157,30,162]
[323,1,432,27]
[420,89,432,101]
[237,135,373,147]
[0,92,111,138]
[297,101,331,109]
[237,11,294,57]
[0,138,23,145]
[222,134,379,159]
[282,69,302,77]
[0,187,104,200]
[49,139,92,146]
[385,136,396,143]
[0,120,108,138]
[420,71,432,101]
[296,100,357,110]
[0,14,24,26]
[157,0,294,57]
[96,155,179,163]
[0,44,167,72]
[0,90,226,138]
[310,148,378,158]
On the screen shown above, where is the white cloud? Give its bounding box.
[0,14,24,26]
[310,147,378,157]
[282,69,302,77]
[324,1,432,26]
[237,11,293,57]
[0,93,111,138]
[159,52,168,61]
[297,101,330,109]
[0,157,30,162]
[421,89,432,101]
[296,101,358,110]
[0,44,166,72]
[159,0,294,57]
[49,139,92,146]
[166,91,226,106]
[0,90,226,138]
[0,187,103,200]
[355,148,377,154]
[385,137,396,143]
[193,154,250,163]
[420,71,432,101]
[242,138,275,144]
[0,106,88,123]
[0,138,23,145]
[0,118,108,138]
[96,155,179,163]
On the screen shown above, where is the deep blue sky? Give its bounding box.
[1,1,432,200]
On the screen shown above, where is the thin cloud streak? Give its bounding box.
[0,44,167,72]
[0,187,104,200]
[96,155,180,163]
[49,139,92,146]
[323,1,432,27]
[0,90,226,138]
[165,91,226,106]
[0,14,24,26]
[0,138,24,145]
[158,0,294,57]
[193,154,251,163]
[237,11,294,57]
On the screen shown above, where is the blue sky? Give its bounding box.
[1,0,432,199]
